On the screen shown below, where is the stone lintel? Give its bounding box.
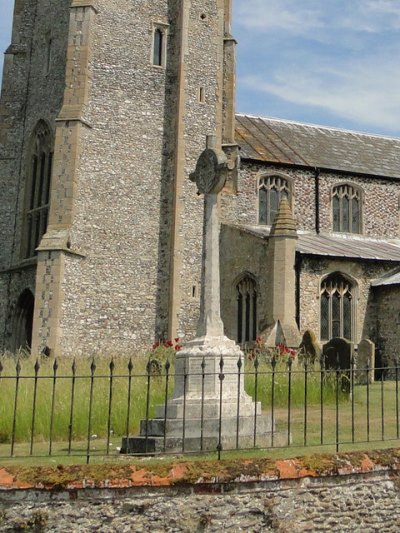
[70,0,99,13]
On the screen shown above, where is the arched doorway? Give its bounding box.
[11,289,35,352]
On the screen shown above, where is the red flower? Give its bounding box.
[152,341,160,349]
[164,340,173,347]
[175,344,182,351]
[175,337,180,343]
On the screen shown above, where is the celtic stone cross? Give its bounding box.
[190,135,229,338]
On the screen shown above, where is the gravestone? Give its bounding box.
[357,338,375,385]
[122,136,279,454]
[323,338,353,394]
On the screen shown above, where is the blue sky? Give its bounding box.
[1,0,400,136]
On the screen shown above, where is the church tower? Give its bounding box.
[0,0,237,356]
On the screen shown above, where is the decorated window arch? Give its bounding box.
[332,183,362,234]
[320,272,356,341]
[236,275,257,344]
[258,174,290,225]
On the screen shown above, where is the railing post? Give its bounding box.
[163,359,171,453]
[217,356,225,460]
[30,359,40,455]
[49,358,59,456]
[287,356,292,447]
[271,355,276,448]
[11,359,21,457]
[303,358,308,447]
[86,359,96,464]
[68,358,77,455]
[200,357,206,451]
[319,353,325,446]
[253,355,259,448]
[106,358,115,455]
[236,355,242,449]
[125,358,133,444]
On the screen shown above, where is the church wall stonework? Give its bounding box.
[1,1,400,359]
[0,0,70,352]
[220,224,269,342]
[2,0,231,356]
[298,258,396,346]
[221,163,400,238]
[371,285,400,367]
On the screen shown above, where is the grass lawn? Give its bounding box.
[1,373,399,465]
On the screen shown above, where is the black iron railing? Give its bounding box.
[0,355,399,463]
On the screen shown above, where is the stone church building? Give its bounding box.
[1,0,400,364]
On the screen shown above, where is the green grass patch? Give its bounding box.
[1,354,400,463]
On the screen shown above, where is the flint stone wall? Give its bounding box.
[221,163,400,238]
[1,470,400,532]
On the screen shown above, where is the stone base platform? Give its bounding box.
[120,415,288,454]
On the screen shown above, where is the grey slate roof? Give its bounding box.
[371,270,400,287]
[233,225,400,262]
[297,233,400,262]
[235,114,400,178]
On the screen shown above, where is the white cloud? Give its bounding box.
[235,0,400,36]
[241,50,400,132]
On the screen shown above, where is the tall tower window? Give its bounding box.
[320,273,355,341]
[152,25,168,67]
[153,29,163,66]
[258,175,290,225]
[332,184,361,234]
[236,276,257,345]
[23,121,53,259]
[45,32,53,74]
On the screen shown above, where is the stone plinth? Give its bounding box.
[121,335,283,454]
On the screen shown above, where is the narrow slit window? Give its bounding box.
[199,87,205,103]
[153,28,163,66]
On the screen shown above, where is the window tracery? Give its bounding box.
[23,121,53,259]
[332,184,361,234]
[258,175,290,225]
[320,273,355,341]
[236,276,257,345]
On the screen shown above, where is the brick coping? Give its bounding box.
[1,448,400,492]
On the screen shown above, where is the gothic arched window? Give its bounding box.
[258,175,290,225]
[11,289,35,352]
[23,121,53,259]
[236,276,257,345]
[320,273,355,341]
[332,184,361,234]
